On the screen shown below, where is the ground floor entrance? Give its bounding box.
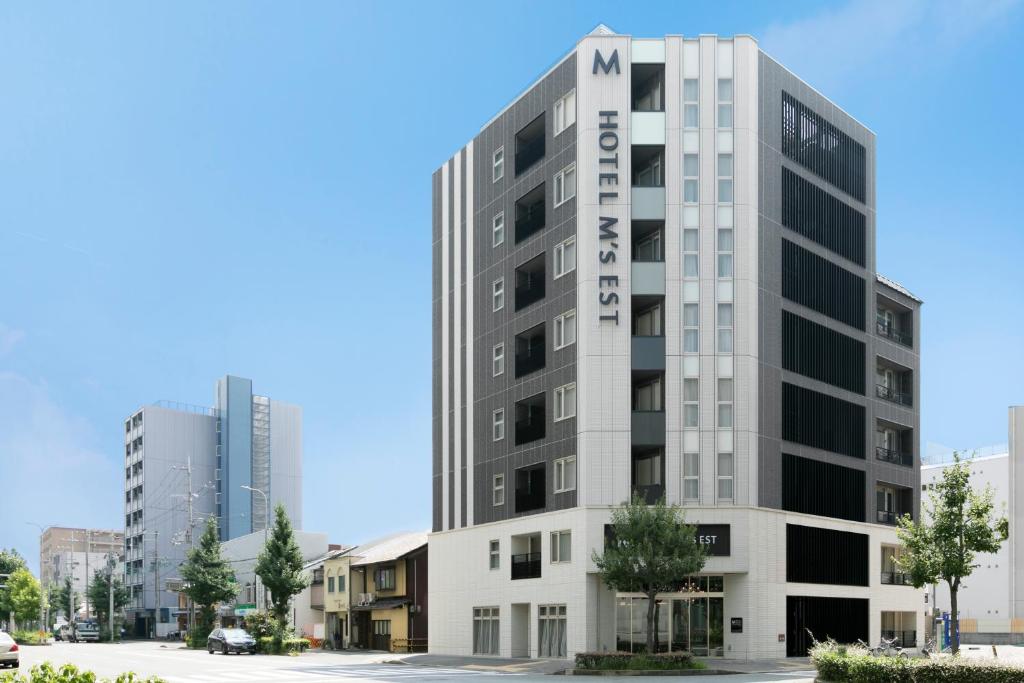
[615,576,725,656]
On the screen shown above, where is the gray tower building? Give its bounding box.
[430,27,922,659]
[122,375,301,637]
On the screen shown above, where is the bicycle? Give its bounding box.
[872,636,908,658]
[921,637,951,658]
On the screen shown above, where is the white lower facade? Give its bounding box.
[428,506,924,659]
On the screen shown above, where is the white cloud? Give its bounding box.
[0,372,121,574]
[760,0,1020,95]
[0,325,25,356]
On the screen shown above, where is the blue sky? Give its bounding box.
[1,0,1022,573]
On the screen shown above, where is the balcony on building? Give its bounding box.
[514,115,545,176]
[631,297,665,371]
[875,420,914,467]
[880,545,910,586]
[514,464,545,514]
[514,254,545,311]
[876,483,913,525]
[631,221,666,296]
[632,447,664,504]
[632,63,665,112]
[877,296,913,348]
[631,146,666,221]
[514,184,546,243]
[510,532,542,580]
[514,393,546,446]
[876,359,913,407]
[631,371,665,447]
[514,324,546,379]
[881,611,917,648]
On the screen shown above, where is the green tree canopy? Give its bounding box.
[255,503,307,626]
[0,548,29,623]
[87,568,130,637]
[896,452,1008,654]
[180,518,239,639]
[6,568,45,627]
[593,495,707,654]
[49,577,81,620]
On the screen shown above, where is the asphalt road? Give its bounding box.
[16,641,818,682]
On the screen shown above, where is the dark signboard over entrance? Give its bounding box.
[695,524,730,556]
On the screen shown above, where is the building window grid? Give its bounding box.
[554,383,577,421]
[717,78,733,129]
[473,607,501,655]
[554,237,576,279]
[683,78,699,129]
[553,163,577,207]
[489,540,500,570]
[554,310,577,350]
[553,89,576,137]
[493,147,504,182]
[492,278,504,312]
[683,451,700,501]
[550,530,571,563]
[492,212,505,247]
[554,455,577,493]
[493,473,505,506]
[492,409,505,442]
[683,303,699,354]
[493,343,505,377]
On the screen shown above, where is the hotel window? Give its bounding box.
[683,452,700,500]
[717,304,733,353]
[492,212,505,247]
[553,163,577,207]
[554,455,577,493]
[717,452,734,500]
[683,304,699,353]
[493,147,504,182]
[492,278,504,312]
[634,377,662,412]
[489,540,500,570]
[683,153,699,204]
[718,153,733,203]
[493,474,505,506]
[538,605,567,658]
[554,383,577,421]
[550,530,571,563]
[683,229,699,278]
[683,78,699,128]
[634,302,662,336]
[717,79,733,128]
[683,378,699,428]
[717,378,734,428]
[492,409,505,441]
[717,252,733,278]
[493,343,505,377]
[473,607,500,656]
[554,310,577,349]
[554,236,577,278]
[553,89,577,137]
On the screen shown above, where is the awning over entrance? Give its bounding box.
[350,597,410,612]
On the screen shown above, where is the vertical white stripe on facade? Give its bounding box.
[663,36,682,503]
[465,141,474,527]
[440,160,450,531]
[453,152,463,530]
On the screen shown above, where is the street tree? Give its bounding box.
[87,569,130,637]
[593,494,707,654]
[180,518,239,640]
[896,452,1008,655]
[255,503,308,626]
[6,569,45,628]
[0,549,29,625]
[49,577,80,621]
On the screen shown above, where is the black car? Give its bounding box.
[207,628,256,655]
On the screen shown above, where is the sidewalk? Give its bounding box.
[396,653,573,674]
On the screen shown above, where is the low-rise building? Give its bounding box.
[322,547,357,649]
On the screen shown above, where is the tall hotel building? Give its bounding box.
[123,375,301,636]
[430,28,923,659]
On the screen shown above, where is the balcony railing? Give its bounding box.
[515,137,545,176]
[877,317,912,347]
[876,384,912,407]
[875,446,913,468]
[881,630,917,648]
[515,418,545,445]
[511,552,542,580]
[876,509,903,525]
[632,484,664,505]
[515,281,545,311]
[881,571,910,585]
[515,203,545,243]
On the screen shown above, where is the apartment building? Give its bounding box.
[39,527,123,619]
[430,26,923,659]
[122,375,301,637]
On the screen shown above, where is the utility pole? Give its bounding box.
[107,553,115,643]
[84,530,91,620]
[173,455,200,637]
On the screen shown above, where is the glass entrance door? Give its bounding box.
[617,577,726,656]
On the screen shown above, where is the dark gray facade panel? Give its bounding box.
[470,53,578,526]
[432,170,443,531]
[460,146,468,528]
[448,157,456,532]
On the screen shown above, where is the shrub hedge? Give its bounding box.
[0,663,166,683]
[257,636,310,655]
[574,651,702,671]
[811,641,1024,682]
[10,631,48,645]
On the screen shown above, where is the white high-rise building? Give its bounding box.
[430,27,923,659]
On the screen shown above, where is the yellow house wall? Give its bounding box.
[323,556,351,613]
[368,560,407,595]
[371,606,409,645]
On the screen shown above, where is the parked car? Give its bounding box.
[71,621,100,643]
[0,631,18,669]
[207,628,256,655]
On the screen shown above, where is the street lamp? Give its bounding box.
[24,522,49,632]
[240,486,269,613]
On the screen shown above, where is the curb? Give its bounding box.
[566,669,740,676]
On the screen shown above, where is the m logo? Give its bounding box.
[592,49,620,75]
